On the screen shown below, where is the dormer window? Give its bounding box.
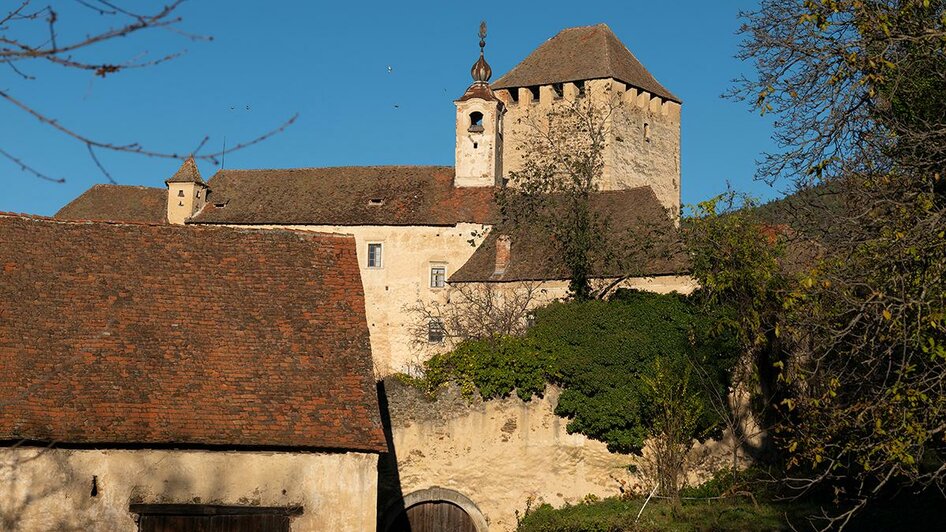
[368,198,384,206]
[468,112,484,133]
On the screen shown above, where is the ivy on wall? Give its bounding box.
[419,289,738,453]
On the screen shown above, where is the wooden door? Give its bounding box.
[139,513,290,532]
[388,501,477,532]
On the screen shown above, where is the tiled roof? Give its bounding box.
[55,184,167,224]
[165,157,205,184]
[0,214,385,452]
[449,187,688,282]
[492,24,679,103]
[190,166,499,226]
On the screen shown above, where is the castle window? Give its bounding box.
[367,243,383,269]
[526,312,536,329]
[644,122,652,142]
[552,83,564,99]
[473,142,478,149]
[468,112,484,132]
[576,80,586,97]
[430,266,446,288]
[528,86,540,103]
[428,319,445,343]
[177,190,185,197]
[510,89,520,105]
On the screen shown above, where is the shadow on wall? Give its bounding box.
[0,446,98,532]
[376,379,407,531]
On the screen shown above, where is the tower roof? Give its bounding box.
[165,156,206,185]
[492,24,679,103]
[457,21,500,103]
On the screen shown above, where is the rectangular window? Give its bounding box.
[428,319,445,344]
[367,243,383,268]
[430,266,446,288]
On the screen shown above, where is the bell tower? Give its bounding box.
[454,21,504,188]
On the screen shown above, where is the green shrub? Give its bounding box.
[419,289,739,454]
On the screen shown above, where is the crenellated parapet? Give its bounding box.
[494,78,680,127]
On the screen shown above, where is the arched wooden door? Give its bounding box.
[388,500,477,532]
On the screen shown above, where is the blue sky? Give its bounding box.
[0,0,782,216]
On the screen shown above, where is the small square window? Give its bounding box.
[430,266,446,288]
[428,319,445,343]
[367,243,383,268]
[526,312,536,329]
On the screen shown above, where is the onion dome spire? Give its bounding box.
[470,21,492,83]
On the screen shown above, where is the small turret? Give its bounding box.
[165,157,208,224]
[454,21,504,188]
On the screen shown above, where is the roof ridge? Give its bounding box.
[90,183,163,191]
[216,164,454,173]
[0,212,359,239]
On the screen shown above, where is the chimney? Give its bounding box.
[493,234,511,276]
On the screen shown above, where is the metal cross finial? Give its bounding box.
[479,21,487,52]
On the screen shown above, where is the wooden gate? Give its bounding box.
[388,501,477,532]
[133,504,299,532]
[139,514,289,532]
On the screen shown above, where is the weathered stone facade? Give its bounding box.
[378,380,745,532]
[496,79,681,215]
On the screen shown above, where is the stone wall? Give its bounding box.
[379,380,640,531]
[0,448,378,532]
[496,77,681,215]
[379,379,751,532]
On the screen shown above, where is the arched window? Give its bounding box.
[468,111,484,132]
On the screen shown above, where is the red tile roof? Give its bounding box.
[189,166,499,226]
[449,187,688,282]
[55,184,167,224]
[0,214,385,452]
[492,24,680,103]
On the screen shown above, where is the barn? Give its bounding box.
[0,213,386,531]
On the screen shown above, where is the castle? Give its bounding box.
[56,23,691,376]
[0,23,702,532]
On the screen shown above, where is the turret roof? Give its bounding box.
[165,156,205,185]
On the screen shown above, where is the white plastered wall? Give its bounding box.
[0,448,378,532]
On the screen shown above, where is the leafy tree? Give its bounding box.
[496,98,613,300]
[642,357,704,503]
[733,0,946,526]
[684,193,790,446]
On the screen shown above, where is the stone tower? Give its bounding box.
[491,24,682,216]
[165,157,208,225]
[454,22,504,188]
